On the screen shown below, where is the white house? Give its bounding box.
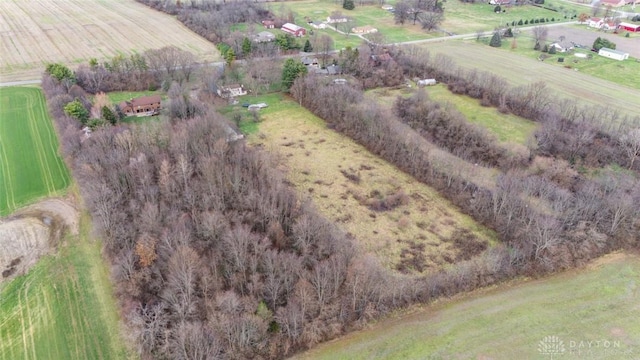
[217,84,247,98]
[254,31,275,43]
[587,17,616,30]
[309,21,326,29]
[598,47,629,61]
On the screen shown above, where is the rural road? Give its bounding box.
[0,79,41,87]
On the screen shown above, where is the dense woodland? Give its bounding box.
[42,1,640,359]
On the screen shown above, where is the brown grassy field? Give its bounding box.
[418,40,640,120]
[245,94,496,274]
[0,0,220,82]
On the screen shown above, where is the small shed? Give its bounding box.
[261,20,275,29]
[598,48,629,61]
[417,79,437,86]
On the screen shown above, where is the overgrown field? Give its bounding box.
[295,253,640,359]
[0,0,219,81]
[0,212,129,360]
[0,87,70,215]
[244,94,496,273]
[420,40,640,120]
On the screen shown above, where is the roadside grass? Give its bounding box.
[0,205,130,360]
[0,87,71,215]
[295,252,640,359]
[369,85,537,145]
[419,40,640,120]
[245,95,496,273]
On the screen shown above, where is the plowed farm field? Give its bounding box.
[0,0,219,82]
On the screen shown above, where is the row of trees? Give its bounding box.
[290,63,640,273]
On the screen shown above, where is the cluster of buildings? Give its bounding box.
[256,15,378,42]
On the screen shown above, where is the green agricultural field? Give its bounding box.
[0,213,130,360]
[0,87,71,215]
[296,253,640,359]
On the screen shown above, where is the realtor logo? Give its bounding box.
[539,335,565,359]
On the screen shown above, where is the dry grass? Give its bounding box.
[0,0,220,82]
[246,97,496,274]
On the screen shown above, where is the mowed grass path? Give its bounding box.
[0,87,70,215]
[295,253,640,359]
[0,212,129,360]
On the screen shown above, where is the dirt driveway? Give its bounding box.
[546,25,640,58]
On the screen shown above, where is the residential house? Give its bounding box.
[309,21,327,29]
[327,15,348,23]
[301,56,319,68]
[254,31,276,43]
[381,4,394,10]
[588,17,616,30]
[549,39,574,52]
[598,47,629,61]
[217,84,247,98]
[119,95,161,117]
[262,20,276,29]
[281,23,306,37]
[352,25,378,34]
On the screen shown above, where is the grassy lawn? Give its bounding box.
[106,90,163,104]
[441,1,572,34]
[368,85,538,145]
[244,94,496,272]
[0,87,71,215]
[0,209,130,360]
[295,252,640,359]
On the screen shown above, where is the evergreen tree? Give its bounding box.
[304,39,313,53]
[102,106,117,125]
[518,19,523,25]
[489,31,502,47]
[548,45,556,54]
[242,37,252,57]
[343,0,355,10]
[282,58,308,90]
[225,48,236,66]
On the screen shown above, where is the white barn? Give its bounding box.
[598,48,629,61]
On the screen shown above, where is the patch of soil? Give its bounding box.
[0,198,78,283]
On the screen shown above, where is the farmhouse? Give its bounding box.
[549,40,574,52]
[254,31,275,43]
[281,23,306,37]
[352,25,378,34]
[587,17,616,30]
[598,47,629,61]
[618,22,640,32]
[119,95,161,116]
[262,20,275,29]
[217,84,247,98]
